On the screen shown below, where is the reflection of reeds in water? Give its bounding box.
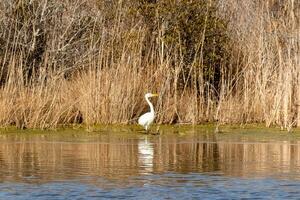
[0,135,300,183]
[0,135,141,181]
[217,141,300,177]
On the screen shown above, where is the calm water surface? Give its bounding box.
[0,127,300,199]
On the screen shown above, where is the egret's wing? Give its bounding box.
[138,112,150,126]
[138,112,154,127]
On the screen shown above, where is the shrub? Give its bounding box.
[135,0,230,94]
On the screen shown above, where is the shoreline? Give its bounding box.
[1,123,300,134]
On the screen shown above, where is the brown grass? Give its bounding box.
[218,0,300,129]
[0,0,299,129]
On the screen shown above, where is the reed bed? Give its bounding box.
[0,0,298,129]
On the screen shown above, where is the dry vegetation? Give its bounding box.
[0,0,299,129]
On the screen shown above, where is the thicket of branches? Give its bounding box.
[0,0,298,129]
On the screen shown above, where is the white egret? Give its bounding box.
[138,93,158,131]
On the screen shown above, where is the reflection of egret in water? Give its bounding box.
[138,136,154,174]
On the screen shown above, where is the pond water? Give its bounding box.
[0,126,300,199]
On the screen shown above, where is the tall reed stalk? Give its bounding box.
[0,0,298,129]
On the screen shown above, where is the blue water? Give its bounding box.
[2,174,300,199]
[0,130,300,199]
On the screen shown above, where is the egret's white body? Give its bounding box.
[138,93,158,131]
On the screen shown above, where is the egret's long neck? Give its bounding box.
[146,96,154,114]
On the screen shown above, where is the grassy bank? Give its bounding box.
[0,0,299,129]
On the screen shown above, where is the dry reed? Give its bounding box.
[0,0,298,129]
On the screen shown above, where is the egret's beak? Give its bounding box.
[152,93,159,97]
